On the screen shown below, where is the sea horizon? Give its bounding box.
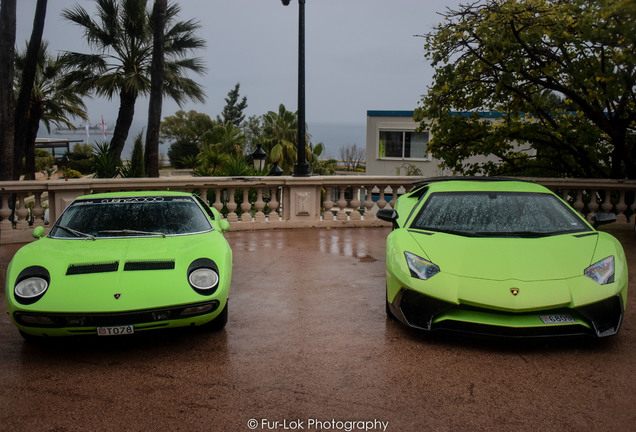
[40,120,366,161]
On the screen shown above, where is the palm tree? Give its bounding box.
[145,0,167,177]
[14,41,88,178]
[261,104,298,174]
[61,0,206,160]
[13,0,47,180]
[195,144,230,176]
[0,0,16,181]
[200,122,246,157]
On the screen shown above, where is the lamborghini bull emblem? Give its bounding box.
[114,293,121,299]
[510,288,520,296]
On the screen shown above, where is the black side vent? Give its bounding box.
[124,260,176,271]
[66,261,119,275]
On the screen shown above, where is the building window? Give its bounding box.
[378,130,429,159]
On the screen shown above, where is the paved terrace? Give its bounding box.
[0,224,634,431]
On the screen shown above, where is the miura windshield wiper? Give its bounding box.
[57,225,96,240]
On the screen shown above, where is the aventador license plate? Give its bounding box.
[540,315,575,324]
[97,325,135,336]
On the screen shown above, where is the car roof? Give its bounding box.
[414,177,551,193]
[76,191,194,200]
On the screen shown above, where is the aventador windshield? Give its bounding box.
[411,192,590,237]
[49,196,213,238]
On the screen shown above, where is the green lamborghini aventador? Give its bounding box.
[6,191,232,340]
[377,178,628,338]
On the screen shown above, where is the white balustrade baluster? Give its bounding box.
[254,187,266,222]
[376,185,388,210]
[573,189,585,215]
[336,186,348,220]
[226,188,239,223]
[601,189,613,213]
[587,189,599,221]
[363,186,375,220]
[213,188,223,212]
[15,194,29,229]
[322,186,334,221]
[349,186,362,221]
[267,187,280,221]
[616,190,628,223]
[0,195,12,230]
[240,188,251,222]
[32,193,44,226]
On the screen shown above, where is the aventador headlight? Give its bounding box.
[405,251,440,280]
[584,256,615,285]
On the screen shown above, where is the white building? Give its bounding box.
[365,110,509,176]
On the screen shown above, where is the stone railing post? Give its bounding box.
[336,186,348,220]
[15,194,29,229]
[239,188,251,222]
[226,188,238,223]
[267,186,280,222]
[349,186,362,221]
[254,187,266,223]
[284,178,321,223]
[0,194,13,230]
[363,185,376,220]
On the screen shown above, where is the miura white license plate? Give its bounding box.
[540,315,575,324]
[97,325,135,336]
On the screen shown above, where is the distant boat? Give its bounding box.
[55,122,113,135]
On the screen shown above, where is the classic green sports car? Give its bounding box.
[377,178,628,338]
[6,191,232,340]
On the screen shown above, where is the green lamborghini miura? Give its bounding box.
[5,191,232,340]
[377,178,628,338]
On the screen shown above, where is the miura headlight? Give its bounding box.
[584,256,615,285]
[404,251,440,280]
[14,266,50,304]
[15,277,48,298]
[187,258,220,295]
[188,268,219,290]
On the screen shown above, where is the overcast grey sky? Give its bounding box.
[16,0,462,128]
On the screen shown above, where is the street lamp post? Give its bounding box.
[282,0,311,177]
[251,144,267,173]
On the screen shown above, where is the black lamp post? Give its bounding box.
[251,144,267,173]
[281,0,311,177]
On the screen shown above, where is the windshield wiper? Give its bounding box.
[416,228,484,237]
[474,231,550,238]
[57,225,96,240]
[98,229,166,238]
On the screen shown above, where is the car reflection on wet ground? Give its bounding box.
[0,226,635,431]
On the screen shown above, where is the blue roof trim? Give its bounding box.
[367,110,505,118]
[367,110,414,117]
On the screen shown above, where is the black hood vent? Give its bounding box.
[124,260,175,271]
[66,261,119,275]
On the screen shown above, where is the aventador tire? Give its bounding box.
[386,291,397,321]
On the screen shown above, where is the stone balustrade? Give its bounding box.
[1,176,634,243]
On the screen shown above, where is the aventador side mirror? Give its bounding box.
[376,208,398,223]
[592,212,617,228]
[377,208,400,230]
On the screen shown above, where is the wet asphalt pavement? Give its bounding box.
[0,226,635,432]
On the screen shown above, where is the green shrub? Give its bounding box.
[35,149,55,173]
[168,139,199,168]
